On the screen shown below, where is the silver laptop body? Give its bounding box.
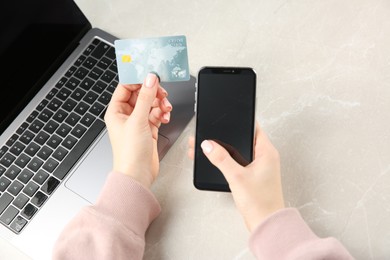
[0,1,195,259]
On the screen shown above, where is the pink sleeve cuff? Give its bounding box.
[249,208,354,259]
[94,171,161,237]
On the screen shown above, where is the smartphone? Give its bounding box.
[193,66,257,192]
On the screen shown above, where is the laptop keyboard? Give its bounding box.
[0,38,118,234]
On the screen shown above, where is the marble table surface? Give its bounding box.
[2,0,390,259]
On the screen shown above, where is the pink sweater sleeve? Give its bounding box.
[249,208,355,260]
[52,171,161,260]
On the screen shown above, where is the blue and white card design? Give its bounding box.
[114,35,190,84]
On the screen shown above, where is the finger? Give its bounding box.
[253,121,274,158]
[105,84,132,122]
[188,136,195,150]
[151,97,172,113]
[200,140,242,181]
[157,86,168,99]
[187,136,195,160]
[132,73,159,122]
[188,147,194,160]
[149,107,170,127]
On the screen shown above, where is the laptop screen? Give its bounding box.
[0,0,91,134]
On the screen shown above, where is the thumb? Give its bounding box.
[201,140,242,181]
[132,72,159,122]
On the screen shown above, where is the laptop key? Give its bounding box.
[25,142,40,157]
[91,42,109,59]
[56,88,72,101]
[83,44,95,56]
[38,109,53,122]
[21,203,37,220]
[13,193,29,209]
[9,141,25,156]
[37,146,53,161]
[6,134,18,147]
[65,112,81,127]
[31,191,47,207]
[80,78,95,91]
[48,98,63,112]
[83,56,97,69]
[20,130,35,145]
[80,113,95,128]
[5,165,21,180]
[7,180,23,196]
[27,157,44,172]
[53,109,69,123]
[70,88,86,101]
[97,57,112,70]
[26,111,39,123]
[41,177,60,195]
[74,55,86,67]
[16,122,29,135]
[55,77,68,89]
[34,131,50,145]
[56,124,72,138]
[46,88,59,101]
[89,67,103,80]
[71,124,87,138]
[89,102,104,117]
[65,65,77,78]
[83,91,99,105]
[62,98,77,112]
[98,91,112,105]
[0,177,11,192]
[33,170,49,185]
[29,120,44,134]
[0,166,6,176]
[52,146,68,161]
[42,158,59,173]
[74,67,89,80]
[0,193,13,214]
[65,77,81,90]
[0,146,8,160]
[23,181,39,197]
[105,47,116,60]
[62,135,77,150]
[0,205,18,225]
[10,216,27,233]
[17,169,34,184]
[101,70,116,84]
[0,153,16,168]
[15,153,31,168]
[36,99,48,112]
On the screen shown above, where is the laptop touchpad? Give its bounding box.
[65,132,113,204]
[65,132,170,204]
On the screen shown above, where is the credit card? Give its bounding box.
[114,35,190,84]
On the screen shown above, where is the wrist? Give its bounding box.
[113,165,154,189]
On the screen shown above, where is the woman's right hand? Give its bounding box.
[188,122,285,232]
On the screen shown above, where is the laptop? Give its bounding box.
[0,0,195,259]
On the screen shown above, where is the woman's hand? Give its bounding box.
[188,122,285,231]
[105,73,172,189]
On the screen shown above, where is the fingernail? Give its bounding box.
[163,98,172,109]
[150,71,161,82]
[163,112,170,122]
[145,73,157,88]
[161,87,168,96]
[201,140,213,154]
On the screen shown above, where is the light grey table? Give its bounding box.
[2,0,389,259]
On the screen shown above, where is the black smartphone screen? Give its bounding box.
[193,67,256,192]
